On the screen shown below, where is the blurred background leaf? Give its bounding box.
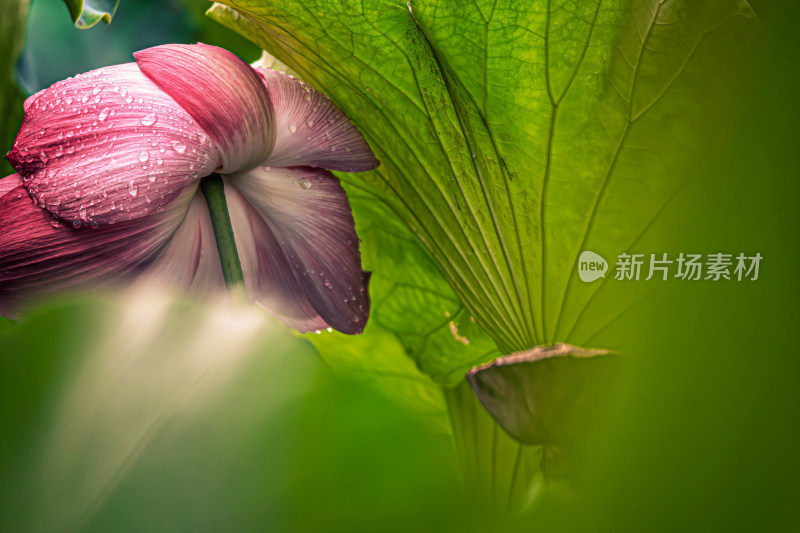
[62,0,118,28]
[0,0,29,177]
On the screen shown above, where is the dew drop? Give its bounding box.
[141,113,157,126]
[288,124,297,134]
[92,86,102,96]
[138,151,150,163]
[128,181,138,197]
[72,218,81,228]
[305,119,314,127]
[98,108,111,122]
[299,178,312,189]
[262,165,271,172]
[148,174,157,182]
[65,96,74,104]
[344,146,351,153]
[171,140,187,153]
[157,203,165,212]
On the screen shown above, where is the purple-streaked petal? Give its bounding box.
[137,191,225,295]
[225,183,328,333]
[225,165,370,334]
[135,44,275,174]
[0,174,197,318]
[6,63,219,226]
[255,67,378,172]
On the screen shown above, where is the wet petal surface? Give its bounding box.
[256,68,378,172]
[6,64,218,227]
[135,44,275,174]
[225,166,370,334]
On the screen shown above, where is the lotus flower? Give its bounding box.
[0,44,378,334]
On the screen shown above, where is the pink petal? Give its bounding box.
[225,166,370,334]
[138,191,225,295]
[0,174,197,318]
[255,68,378,172]
[225,184,328,333]
[134,44,275,174]
[6,63,219,226]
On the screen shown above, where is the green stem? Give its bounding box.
[200,174,245,290]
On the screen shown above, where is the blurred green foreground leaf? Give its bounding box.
[0,291,528,532]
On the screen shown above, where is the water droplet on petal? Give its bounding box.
[128,181,138,197]
[171,140,187,154]
[288,124,297,134]
[98,108,111,122]
[299,178,312,189]
[141,113,157,126]
[262,165,271,172]
[157,203,165,212]
[148,174,157,182]
[138,151,150,163]
[65,96,73,104]
[72,218,81,228]
[306,119,314,127]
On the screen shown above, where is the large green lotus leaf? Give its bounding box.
[61,0,118,28]
[0,0,29,177]
[209,0,754,359]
